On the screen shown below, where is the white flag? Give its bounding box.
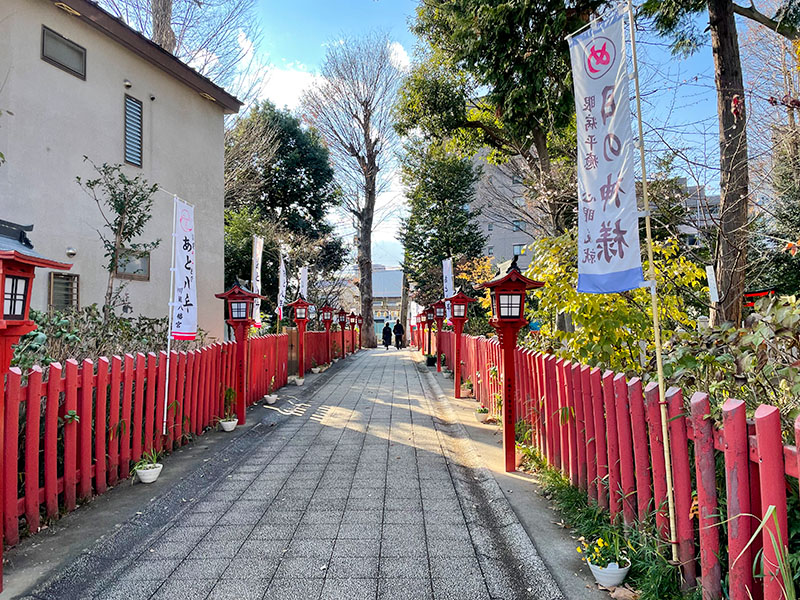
[251,235,264,327]
[568,13,643,293]
[300,266,308,298]
[442,257,454,321]
[170,197,197,340]
[276,253,287,320]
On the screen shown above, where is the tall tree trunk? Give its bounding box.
[708,0,749,326]
[151,0,176,54]
[358,173,378,347]
[400,270,409,332]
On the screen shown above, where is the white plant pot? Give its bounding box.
[475,411,489,424]
[265,394,278,405]
[588,561,630,588]
[332,358,339,363]
[294,378,305,386]
[220,418,238,432]
[135,463,163,484]
[311,367,321,374]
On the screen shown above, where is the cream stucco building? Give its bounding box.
[0,0,241,340]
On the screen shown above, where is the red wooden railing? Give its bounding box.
[439,330,798,599]
[2,333,288,549]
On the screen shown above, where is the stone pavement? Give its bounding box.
[25,349,563,600]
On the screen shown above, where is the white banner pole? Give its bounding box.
[162,196,178,436]
[626,0,678,562]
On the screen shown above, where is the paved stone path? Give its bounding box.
[27,349,562,600]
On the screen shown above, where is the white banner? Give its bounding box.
[442,257,454,321]
[300,265,308,298]
[276,253,287,320]
[251,235,264,327]
[170,197,197,340]
[568,13,643,293]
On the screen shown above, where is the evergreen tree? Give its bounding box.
[399,141,486,306]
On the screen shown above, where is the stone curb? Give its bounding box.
[414,353,565,600]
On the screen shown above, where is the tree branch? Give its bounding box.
[732,2,800,40]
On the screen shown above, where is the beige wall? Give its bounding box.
[0,0,226,340]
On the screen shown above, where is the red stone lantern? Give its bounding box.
[432,299,446,372]
[445,289,477,399]
[425,306,435,356]
[320,305,334,364]
[356,314,363,350]
[0,222,72,375]
[348,312,357,353]
[336,308,347,359]
[215,282,265,425]
[477,257,543,472]
[0,221,71,591]
[286,296,311,379]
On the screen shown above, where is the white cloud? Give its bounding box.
[388,41,410,73]
[260,64,320,110]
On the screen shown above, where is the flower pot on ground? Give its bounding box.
[515,446,525,469]
[587,561,630,587]
[132,450,163,484]
[577,536,631,588]
[218,387,238,432]
[264,394,278,405]
[220,418,238,432]
[311,367,321,374]
[475,407,489,424]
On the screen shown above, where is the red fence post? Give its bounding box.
[581,366,597,502]
[24,367,43,533]
[690,392,721,600]
[154,352,167,452]
[108,357,121,485]
[95,357,109,495]
[590,367,608,509]
[564,362,579,487]
[722,398,753,600]
[603,370,621,522]
[627,378,651,523]
[119,354,134,477]
[571,363,587,492]
[63,359,79,512]
[614,373,636,526]
[79,359,94,499]
[4,368,21,545]
[644,382,669,538]
[754,404,789,600]
[666,387,697,589]
[131,353,145,464]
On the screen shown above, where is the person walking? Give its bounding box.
[393,319,405,349]
[382,323,393,350]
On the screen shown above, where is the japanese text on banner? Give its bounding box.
[170,198,197,340]
[568,13,643,293]
[251,235,264,327]
[276,253,287,320]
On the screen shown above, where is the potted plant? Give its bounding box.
[425,354,436,367]
[264,376,278,404]
[132,449,163,484]
[475,406,489,423]
[311,358,321,374]
[577,535,631,587]
[218,387,238,432]
[462,378,474,397]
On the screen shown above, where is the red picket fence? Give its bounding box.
[304,331,330,372]
[440,331,798,600]
[1,334,288,549]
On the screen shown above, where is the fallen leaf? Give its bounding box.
[610,587,639,599]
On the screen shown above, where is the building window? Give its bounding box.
[41,26,86,79]
[513,244,524,256]
[487,246,494,256]
[49,273,79,311]
[488,223,493,232]
[124,95,143,167]
[115,251,150,280]
[512,219,524,232]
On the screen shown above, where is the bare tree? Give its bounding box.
[301,33,403,347]
[98,0,265,106]
[223,115,280,202]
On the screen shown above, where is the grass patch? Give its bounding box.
[520,446,699,600]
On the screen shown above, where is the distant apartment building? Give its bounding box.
[334,267,404,334]
[674,178,721,247]
[0,0,241,340]
[470,152,534,270]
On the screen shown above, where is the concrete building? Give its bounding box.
[470,153,534,269]
[0,0,241,340]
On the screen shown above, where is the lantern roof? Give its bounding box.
[432,299,446,310]
[477,256,543,292]
[320,304,334,313]
[0,220,71,271]
[214,281,265,301]
[445,288,477,305]
[286,295,311,310]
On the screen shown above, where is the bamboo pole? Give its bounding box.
[162,196,178,435]
[626,0,679,563]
